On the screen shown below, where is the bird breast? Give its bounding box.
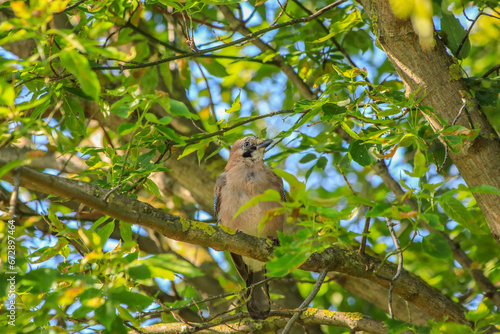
[220,164,283,239]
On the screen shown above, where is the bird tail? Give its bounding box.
[246,269,270,320]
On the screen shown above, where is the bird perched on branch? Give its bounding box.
[214,136,286,320]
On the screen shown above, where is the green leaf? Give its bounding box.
[117,122,139,135]
[170,98,197,118]
[412,150,429,178]
[441,13,470,59]
[467,185,500,195]
[0,159,26,179]
[156,125,186,144]
[110,97,134,118]
[145,113,159,123]
[421,233,452,259]
[0,81,15,105]
[144,178,164,200]
[225,91,241,113]
[141,68,158,90]
[177,142,205,160]
[119,222,133,243]
[312,9,362,43]
[348,140,375,166]
[97,221,115,246]
[348,195,373,206]
[439,196,474,227]
[128,264,152,281]
[465,303,490,322]
[316,156,328,170]
[299,153,316,164]
[143,254,203,277]
[62,86,95,101]
[96,301,117,330]
[89,216,109,232]
[204,145,224,162]
[304,164,315,181]
[63,96,85,135]
[267,252,308,277]
[341,122,360,139]
[273,168,306,194]
[29,239,69,263]
[199,58,228,77]
[338,154,351,170]
[423,213,444,231]
[60,50,101,100]
[233,189,282,219]
[20,268,58,293]
[320,103,347,121]
[294,99,317,112]
[366,202,392,217]
[109,287,154,309]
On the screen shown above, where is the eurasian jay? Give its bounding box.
[214,136,286,320]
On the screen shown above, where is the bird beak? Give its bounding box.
[256,139,273,150]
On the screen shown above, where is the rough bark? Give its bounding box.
[0,161,469,325]
[331,274,432,326]
[134,309,389,334]
[357,0,500,245]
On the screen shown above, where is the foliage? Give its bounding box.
[0,0,499,333]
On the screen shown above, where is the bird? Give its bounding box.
[214,136,286,320]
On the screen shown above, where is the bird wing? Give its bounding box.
[214,172,226,222]
[271,170,287,202]
[215,172,251,282]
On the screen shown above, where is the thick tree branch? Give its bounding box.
[134,308,388,334]
[0,161,469,325]
[331,273,432,326]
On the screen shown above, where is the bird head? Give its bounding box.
[230,136,272,161]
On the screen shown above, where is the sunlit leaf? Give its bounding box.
[60,50,101,100]
[225,91,241,113]
[441,13,470,59]
[422,233,452,259]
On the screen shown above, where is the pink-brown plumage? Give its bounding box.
[214,136,285,320]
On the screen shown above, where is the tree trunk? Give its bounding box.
[358,0,500,245]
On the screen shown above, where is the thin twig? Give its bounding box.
[87,0,346,71]
[154,5,232,31]
[385,217,403,319]
[271,0,292,26]
[291,0,361,71]
[359,217,371,255]
[56,0,86,14]
[194,60,219,132]
[103,140,133,202]
[455,10,482,57]
[124,21,184,53]
[437,97,468,174]
[481,63,500,78]
[139,277,276,319]
[282,269,329,334]
[183,108,311,145]
[337,162,357,196]
[452,103,466,126]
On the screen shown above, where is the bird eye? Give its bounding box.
[244,141,250,147]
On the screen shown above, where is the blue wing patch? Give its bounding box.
[214,193,219,222]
